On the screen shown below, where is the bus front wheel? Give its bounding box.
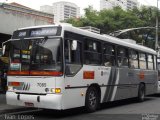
[85,87,100,112]
[137,84,145,102]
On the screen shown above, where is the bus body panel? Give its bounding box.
[6,76,65,110]
[112,68,157,101]
[62,65,111,109]
[7,76,57,94]
[6,92,62,110]
[61,66,158,109]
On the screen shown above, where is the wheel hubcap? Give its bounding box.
[89,91,97,107]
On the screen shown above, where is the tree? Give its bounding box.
[64,5,159,34]
[130,6,158,27]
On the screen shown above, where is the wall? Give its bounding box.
[0,7,54,35]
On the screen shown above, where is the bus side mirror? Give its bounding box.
[2,45,6,55]
[71,40,77,50]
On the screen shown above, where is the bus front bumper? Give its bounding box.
[6,92,62,110]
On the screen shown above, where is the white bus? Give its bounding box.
[4,24,158,112]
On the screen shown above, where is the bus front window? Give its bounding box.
[31,38,62,71]
[9,38,62,72]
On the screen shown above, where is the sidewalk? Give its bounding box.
[0,94,31,114]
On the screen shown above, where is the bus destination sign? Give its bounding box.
[12,27,61,39]
[18,31,27,37]
[30,28,57,37]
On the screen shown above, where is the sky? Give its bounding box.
[0,0,158,14]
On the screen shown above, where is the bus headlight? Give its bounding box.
[50,88,55,93]
[45,88,61,93]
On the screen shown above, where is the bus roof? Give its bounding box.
[17,24,156,55]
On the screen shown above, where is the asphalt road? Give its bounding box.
[1,94,160,120]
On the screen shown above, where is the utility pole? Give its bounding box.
[155,0,159,51]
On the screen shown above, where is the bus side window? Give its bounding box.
[65,40,82,75]
[154,55,157,70]
[147,54,154,70]
[129,50,139,69]
[117,47,128,67]
[84,39,102,65]
[103,44,115,67]
[139,53,147,69]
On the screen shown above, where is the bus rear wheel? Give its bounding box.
[137,84,145,102]
[85,87,99,112]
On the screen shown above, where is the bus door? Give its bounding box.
[63,39,84,108]
[115,47,132,99]
[128,50,139,97]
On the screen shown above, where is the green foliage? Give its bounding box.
[64,5,158,34]
[130,6,157,27]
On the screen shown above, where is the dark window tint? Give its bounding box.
[117,47,128,67]
[129,50,139,69]
[65,40,82,75]
[139,53,147,69]
[147,54,154,70]
[84,39,102,65]
[103,44,115,66]
[85,40,101,53]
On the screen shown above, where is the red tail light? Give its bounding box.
[9,82,20,86]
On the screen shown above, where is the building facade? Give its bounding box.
[52,1,80,23]
[126,0,138,10]
[0,2,54,36]
[40,5,53,14]
[100,0,138,11]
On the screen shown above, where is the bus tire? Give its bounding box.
[137,84,145,102]
[85,87,99,112]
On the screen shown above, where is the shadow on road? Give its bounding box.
[99,97,153,111]
[149,93,160,97]
[16,97,155,119]
[23,107,87,119]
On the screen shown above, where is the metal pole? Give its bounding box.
[156,0,158,49]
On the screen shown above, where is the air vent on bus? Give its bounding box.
[121,39,136,44]
[79,26,100,34]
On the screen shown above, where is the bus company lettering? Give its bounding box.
[83,71,94,79]
[98,67,109,71]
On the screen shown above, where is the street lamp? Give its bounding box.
[155,0,159,52]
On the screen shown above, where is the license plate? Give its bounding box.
[24,102,34,107]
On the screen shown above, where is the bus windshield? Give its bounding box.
[9,38,62,72]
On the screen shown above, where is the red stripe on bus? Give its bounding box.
[8,71,63,76]
[8,71,29,75]
[30,71,63,76]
